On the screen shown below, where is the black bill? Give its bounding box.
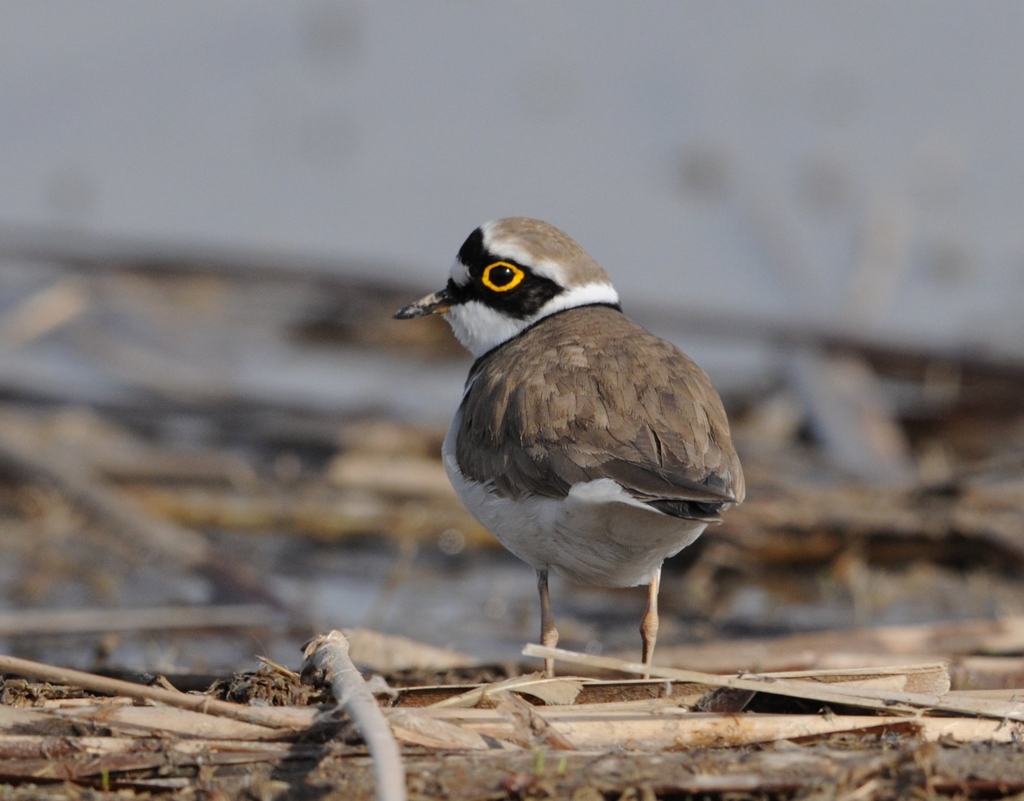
[393,287,453,319]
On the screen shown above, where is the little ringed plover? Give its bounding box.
[395,217,744,674]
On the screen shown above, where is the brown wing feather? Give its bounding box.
[456,305,745,520]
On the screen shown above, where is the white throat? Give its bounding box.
[443,281,620,358]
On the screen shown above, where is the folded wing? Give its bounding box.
[456,306,745,523]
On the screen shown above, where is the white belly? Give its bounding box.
[442,414,707,587]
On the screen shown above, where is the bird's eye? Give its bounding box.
[481,261,525,292]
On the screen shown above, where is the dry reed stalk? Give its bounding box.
[523,644,1024,722]
[398,706,1024,748]
[0,653,309,730]
[0,735,308,779]
[0,703,306,741]
[302,630,406,801]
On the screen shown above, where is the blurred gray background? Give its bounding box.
[3,2,1023,373]
[2,2,1024,671]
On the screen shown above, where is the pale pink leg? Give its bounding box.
[537,569,559,677]
[640,566,662,679]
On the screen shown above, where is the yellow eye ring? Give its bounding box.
[481,261,525,292]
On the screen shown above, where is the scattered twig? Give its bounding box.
[429,673,583,709]
[523,644,1024,722]
[0,653,309,730]
[387,664,949,709]
[386,709,497,751]
[302,630,407,801]
[762,663,950,694]
[255,654,301,680]
[491,691,577,750]
[0,735,314,779]
[0,702,309,741]
[398,706,1024,748]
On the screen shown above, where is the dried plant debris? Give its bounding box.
[0,678,93,707]
[208,665,332,708]
[0,641,1022,799]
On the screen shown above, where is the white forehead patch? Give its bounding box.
[521,257,567,285]
[449,259,470,286]
[480,220,568,287]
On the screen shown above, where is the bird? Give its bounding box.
[394,217,744,675]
